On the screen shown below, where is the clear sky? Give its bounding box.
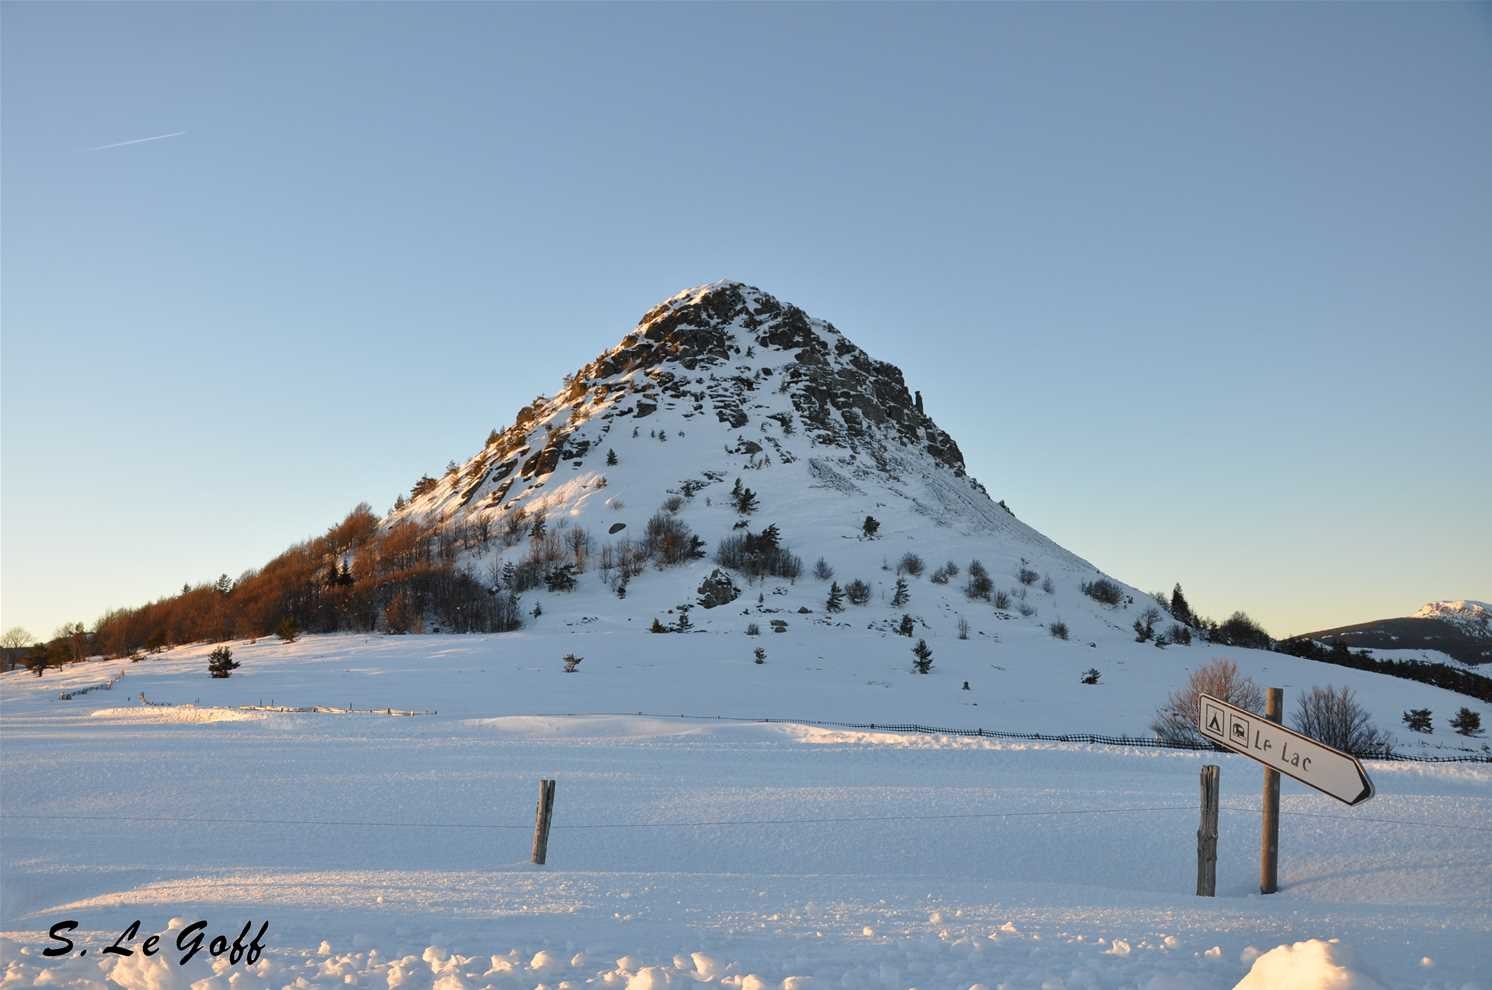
[2,2,1488,642]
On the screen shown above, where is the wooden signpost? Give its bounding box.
[1195,690,1375,896]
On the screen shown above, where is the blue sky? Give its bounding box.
[2,2,1488,640]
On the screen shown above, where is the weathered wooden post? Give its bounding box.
[531,778,556,865]
[1196,764,1220,896]
[1260,687,1282,894]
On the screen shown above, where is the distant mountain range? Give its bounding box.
[1294,600,1492,666]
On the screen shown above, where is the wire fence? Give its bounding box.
[553,709,1492,764]
[5,803,1489,834]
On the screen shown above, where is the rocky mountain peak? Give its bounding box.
[398,282,978,528]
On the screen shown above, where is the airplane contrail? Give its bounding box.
[87,130,187,152]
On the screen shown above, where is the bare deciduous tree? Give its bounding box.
[1152,658,1265,746]
[1293,685,1392,756]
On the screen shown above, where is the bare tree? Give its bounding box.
[567,527,593,572]
[1152,658,1265,746]
[1293,685,1392,756]
[1,627,33,651]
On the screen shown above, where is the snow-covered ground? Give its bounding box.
[3,636,1490,989]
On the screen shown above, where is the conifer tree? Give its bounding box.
[911,638,933,674]
[606,448,618,466]
[892,577,910,608]
[897,614,915,637]
[208,645,239,679]
[1450,707,1484,737]
[861,515,880,538]
[826,582,845,613]
[1170,583,1194,625]
[1402,708,1433,734]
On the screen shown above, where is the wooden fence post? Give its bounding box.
[1196,764,1220,896]
[531,779,556,865]
[1260,687,1283,894]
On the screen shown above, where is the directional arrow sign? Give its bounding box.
[1199,693,1375,805]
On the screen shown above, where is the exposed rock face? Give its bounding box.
[696,569,741,609]
[392,280,986,529]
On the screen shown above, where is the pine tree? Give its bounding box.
[650,617,668,633]
[675,608,692,632]
[1450,707,1484,737]
[208,645,239,679]
[276,618,300,643]
[911,638,933,674]
[753,647,766,665]
[1402,708,1433,734]
[826,582,845,613]
[606,448,618,466]
[897,613,915,637]
[892,577,909,607]
[862,515,880,538]
[1170,583,1194,625]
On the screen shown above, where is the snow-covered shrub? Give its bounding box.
[715,525,802,580]
[845,579,871,605]
[544,565,577,593]
[957,616,970,639]
[661,495,685,514]
[1293,686,1392,756]
[1042,575,1055,594]
[649,618,668,634]
[492,590,522,632]
[1017,602,1037,618]
[1152,658,1264,746]
[1212,611,1272,650]
[1081,578,1123,606]
[813,556,834,580]
[1133,607,1160,642]
[1017,566,1039,586]
[965,560,993,600]
[1049,620,1069,640]
[745,622,761,636]
[509,559,545,592]
[645,512,704,567]
[1080,668,1101,685]
[276,617,300,643]
[562,653,583,673]
[897,553,924,577]
[1168,623,1192,645]
[993,589,1011,610]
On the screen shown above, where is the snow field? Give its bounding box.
[4,641,1490,989]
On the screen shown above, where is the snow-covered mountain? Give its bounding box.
[1296,599,1492,666]
[1413,599,1492,633]
[386,279,1164,644]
